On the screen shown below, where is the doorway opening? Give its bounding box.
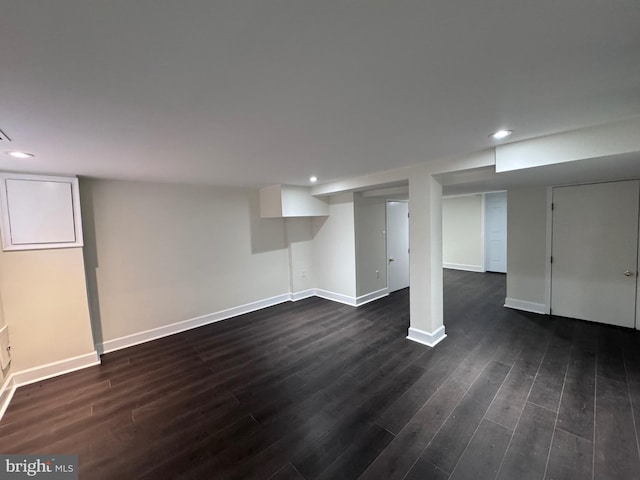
[386,201,410,293]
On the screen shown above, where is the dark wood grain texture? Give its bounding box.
[449,419,512,480]
[496,402,556,480]
[1,270,639,480]
[545,429,593,480]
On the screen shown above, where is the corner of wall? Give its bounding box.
[0,374,16,419]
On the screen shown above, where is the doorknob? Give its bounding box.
[624,270,634,277]
[389,258,395,262]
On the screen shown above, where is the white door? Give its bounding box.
[386,201,410,292]
[484,192,507,273]
[551,180,639,327]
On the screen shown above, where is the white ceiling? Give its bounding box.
[1,1,639,188]
[438,151,640,196]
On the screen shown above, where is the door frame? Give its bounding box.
[546,180,640,328]
[385,199,410,293]
[484,191,508,273]
[544,187,553,315]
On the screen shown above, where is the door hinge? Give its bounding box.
[551,202,555,211]
[550,256,553,264]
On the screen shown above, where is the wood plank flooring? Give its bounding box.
[2,270,640,479]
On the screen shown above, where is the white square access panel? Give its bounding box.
[0,173,83,251]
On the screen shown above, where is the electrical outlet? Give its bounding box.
[301,269,307,278]
[376,270,380,279]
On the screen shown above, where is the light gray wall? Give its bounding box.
[311,193,357,297]
[506,188,548,306]
[80,179,291,344]
[442,194,484,270]
[354,194,387,297]
[285,217,315,294]
[0,247,95,372]
[281,186,329,217]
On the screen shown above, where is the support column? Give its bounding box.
[407,167,446,347]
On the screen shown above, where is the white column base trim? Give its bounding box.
[97,293,293,354]
[407,326,447,347]
[504,297,547,315]
[443,263,485,273]
[0,350,100,420]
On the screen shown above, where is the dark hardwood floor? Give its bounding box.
[2,270,640,479]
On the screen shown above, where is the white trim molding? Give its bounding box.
[480,193,486,273]
[11,351,100,387]
[100,288,391,355]
[0,375,16,420]
[0,173,84,251]
[97,293,293,354]
[0,350,100,420]
[98,287,394,355]
[290,289,315,302]
[312,288,389,307]
[544,187,553,315]
[407,326,447,347]
[355,288,389,306]
[504,297,547,315]
[443,263,485,273]
[314,289,358,306]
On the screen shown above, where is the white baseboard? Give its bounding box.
[0,350,100,420]
[314,289,358,306]
[301,288,389,307]
[504,297,547,315]
[443,263,485,273]
[101,287,391,355]
[11,351,100,387]
[407,326,447,347]
[355,288,389,306]
[290,289,315,302]
[99,288,392,355]
[97,293,293,354]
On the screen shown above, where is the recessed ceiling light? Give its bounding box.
[309,176,318,183]
[489,130,512,140]
[5,151,35,159]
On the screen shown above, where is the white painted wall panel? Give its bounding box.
[311,193,356,298]
[354,194,387,296]
[285,217,315,293]
[506,188,548,306]
[442,195,484,270]
[81,179,290,343]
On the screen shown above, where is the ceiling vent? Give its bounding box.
[0,128,12,142]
